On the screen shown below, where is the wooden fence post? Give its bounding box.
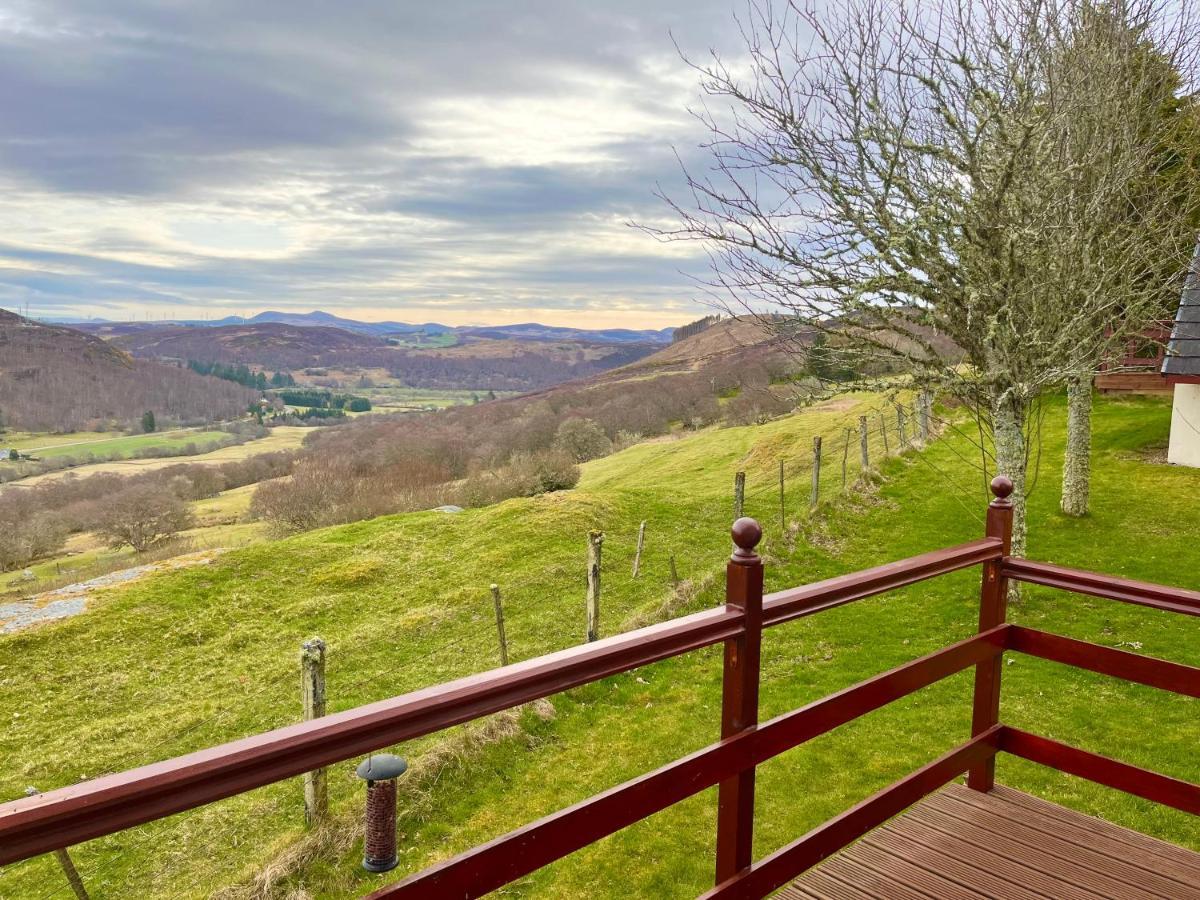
[810,436,822,508]
[490,584,509,667]
[919,391,932,442]
[22,788,88,900]
[778,460,786,532]
[631,521,647,579]
[733,471,745,520]
[859,415,870,472]
[300,637,328,827]
[586,531,603,643]
[968,476,1014,792]
[897,406,908,448]
[715,517,764,884]
[841,428,850,488]
[879,413,890,455]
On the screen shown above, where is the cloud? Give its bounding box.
[0,0,741,326]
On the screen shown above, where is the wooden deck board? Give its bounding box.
[781,783,1200,900]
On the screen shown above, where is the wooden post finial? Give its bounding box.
[989,475,1014,504]
[731,517,762,563]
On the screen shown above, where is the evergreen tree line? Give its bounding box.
[273,388,371,411]
[187,360,295,390]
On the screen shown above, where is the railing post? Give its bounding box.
[715,517,764,884]
[968,475,1014,792]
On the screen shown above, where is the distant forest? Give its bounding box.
[0,312,255,432]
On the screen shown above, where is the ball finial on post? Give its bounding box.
[731,517,762,562]
[989,475,1014,504]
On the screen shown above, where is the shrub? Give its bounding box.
[509,449,581,496]
[96,484,195,552]
[553,417,612,463]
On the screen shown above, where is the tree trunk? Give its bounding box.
[991,390,1029,560]
[1060,376,1091,518]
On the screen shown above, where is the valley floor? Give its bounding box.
[3,426,308,488]
[0,393,1196,899]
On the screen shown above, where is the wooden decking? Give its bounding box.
[781,783,1200,899]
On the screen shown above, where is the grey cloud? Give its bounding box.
[0,0,738,322]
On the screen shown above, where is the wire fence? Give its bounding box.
[6,389,980,900]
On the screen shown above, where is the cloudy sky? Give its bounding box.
[0,1,752,328]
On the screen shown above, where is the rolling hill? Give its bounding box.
[69,310,675,344]
[0,310,255,432]
[94,321,665,392]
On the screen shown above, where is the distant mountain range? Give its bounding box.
[46,310,676,344]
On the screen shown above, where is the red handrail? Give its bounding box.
[1002,558,1200,617]
[762,537,1002,626]
[2,475,1198,899]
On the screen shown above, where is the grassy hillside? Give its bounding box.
[1,393,1197,898]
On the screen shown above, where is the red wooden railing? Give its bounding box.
[1,476,1197,898]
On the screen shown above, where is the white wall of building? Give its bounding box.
[1168,383,1200,467]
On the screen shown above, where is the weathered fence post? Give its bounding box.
[968,476,1014,792]
[715,517,764,884]
[301,637,328,827]
[859,415,870,472]
[490,584,509,667]
[733,471,745,520]
[631,521,646,579]
[778,460,786,532]
[879,413,890,455]
[22,788,88,900]
[810,436,822,509]
[586,531,603,643]
[919,391,932,442]
[841,428,851,488]
[897,406,908,448]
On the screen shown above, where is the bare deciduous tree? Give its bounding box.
[653,0,1199,552]
[97,484,194,552]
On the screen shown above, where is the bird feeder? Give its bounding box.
[356,753,408,873]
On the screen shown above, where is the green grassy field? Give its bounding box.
[24,429,231,461]
[3,430,125,451]
[1,393,1196,899]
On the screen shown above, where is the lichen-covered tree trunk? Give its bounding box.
[1060,376,1091,517]
[991,389,1028,560]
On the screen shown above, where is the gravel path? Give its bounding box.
[0,550,223,634]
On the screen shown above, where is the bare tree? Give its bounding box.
[653,0,1199,552]
[1046,7,1200,516]
[97,484,194,552]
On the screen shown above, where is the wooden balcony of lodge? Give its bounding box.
[1,477,1198,898]
[780,784,1200,899]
